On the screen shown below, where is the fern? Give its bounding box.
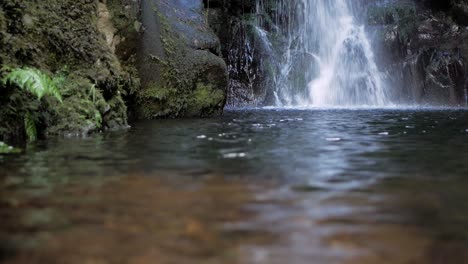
[2,67,63,103]
[0,141,21,154]
[24,112,37,142]
[1,67,65,142]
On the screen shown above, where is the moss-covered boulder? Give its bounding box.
[136,0,227,118]
[0,0,139,141]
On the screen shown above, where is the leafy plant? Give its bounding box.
[2,67,63,102]
[0,141,21,154]
[24,112,37,142]
[89,83,97,103]
[1,67,64,141]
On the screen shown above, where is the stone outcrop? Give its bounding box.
[370,0,468,105]
[207,0,276,106]
[136,0,227,118]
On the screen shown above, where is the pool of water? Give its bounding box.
[1,108,468,263]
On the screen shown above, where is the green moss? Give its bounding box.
[45,76,105,136]
[136,1,227,119]
[137,4,192,118]
[0,0,136,140]
[137,82,185,118]
[186,83,225,116]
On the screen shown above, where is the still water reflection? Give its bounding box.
[1,108,468,263]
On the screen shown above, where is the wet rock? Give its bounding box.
[136,0,227,118]
[207,0,278,106]
[370,1,468,105]
[452,2,468,26]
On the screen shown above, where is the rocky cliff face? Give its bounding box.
[209,0,468,107]
[370,0,468,105]
[207,0,277,106]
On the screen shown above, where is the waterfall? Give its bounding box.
[256,0,390,107]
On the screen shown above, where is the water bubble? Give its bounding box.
[196,135,207,139]
[405,125,415,129]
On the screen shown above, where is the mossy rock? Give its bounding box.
[0,0,138,140]
[136,0,227,119]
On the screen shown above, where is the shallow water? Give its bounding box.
[2,108,468,263]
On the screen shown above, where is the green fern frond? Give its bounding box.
[2,68,63,103]
[0,141,21,154]
[24,112,37,142]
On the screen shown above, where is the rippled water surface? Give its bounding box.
[2,108,468,263]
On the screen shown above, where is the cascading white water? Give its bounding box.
[257,0,390,107]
